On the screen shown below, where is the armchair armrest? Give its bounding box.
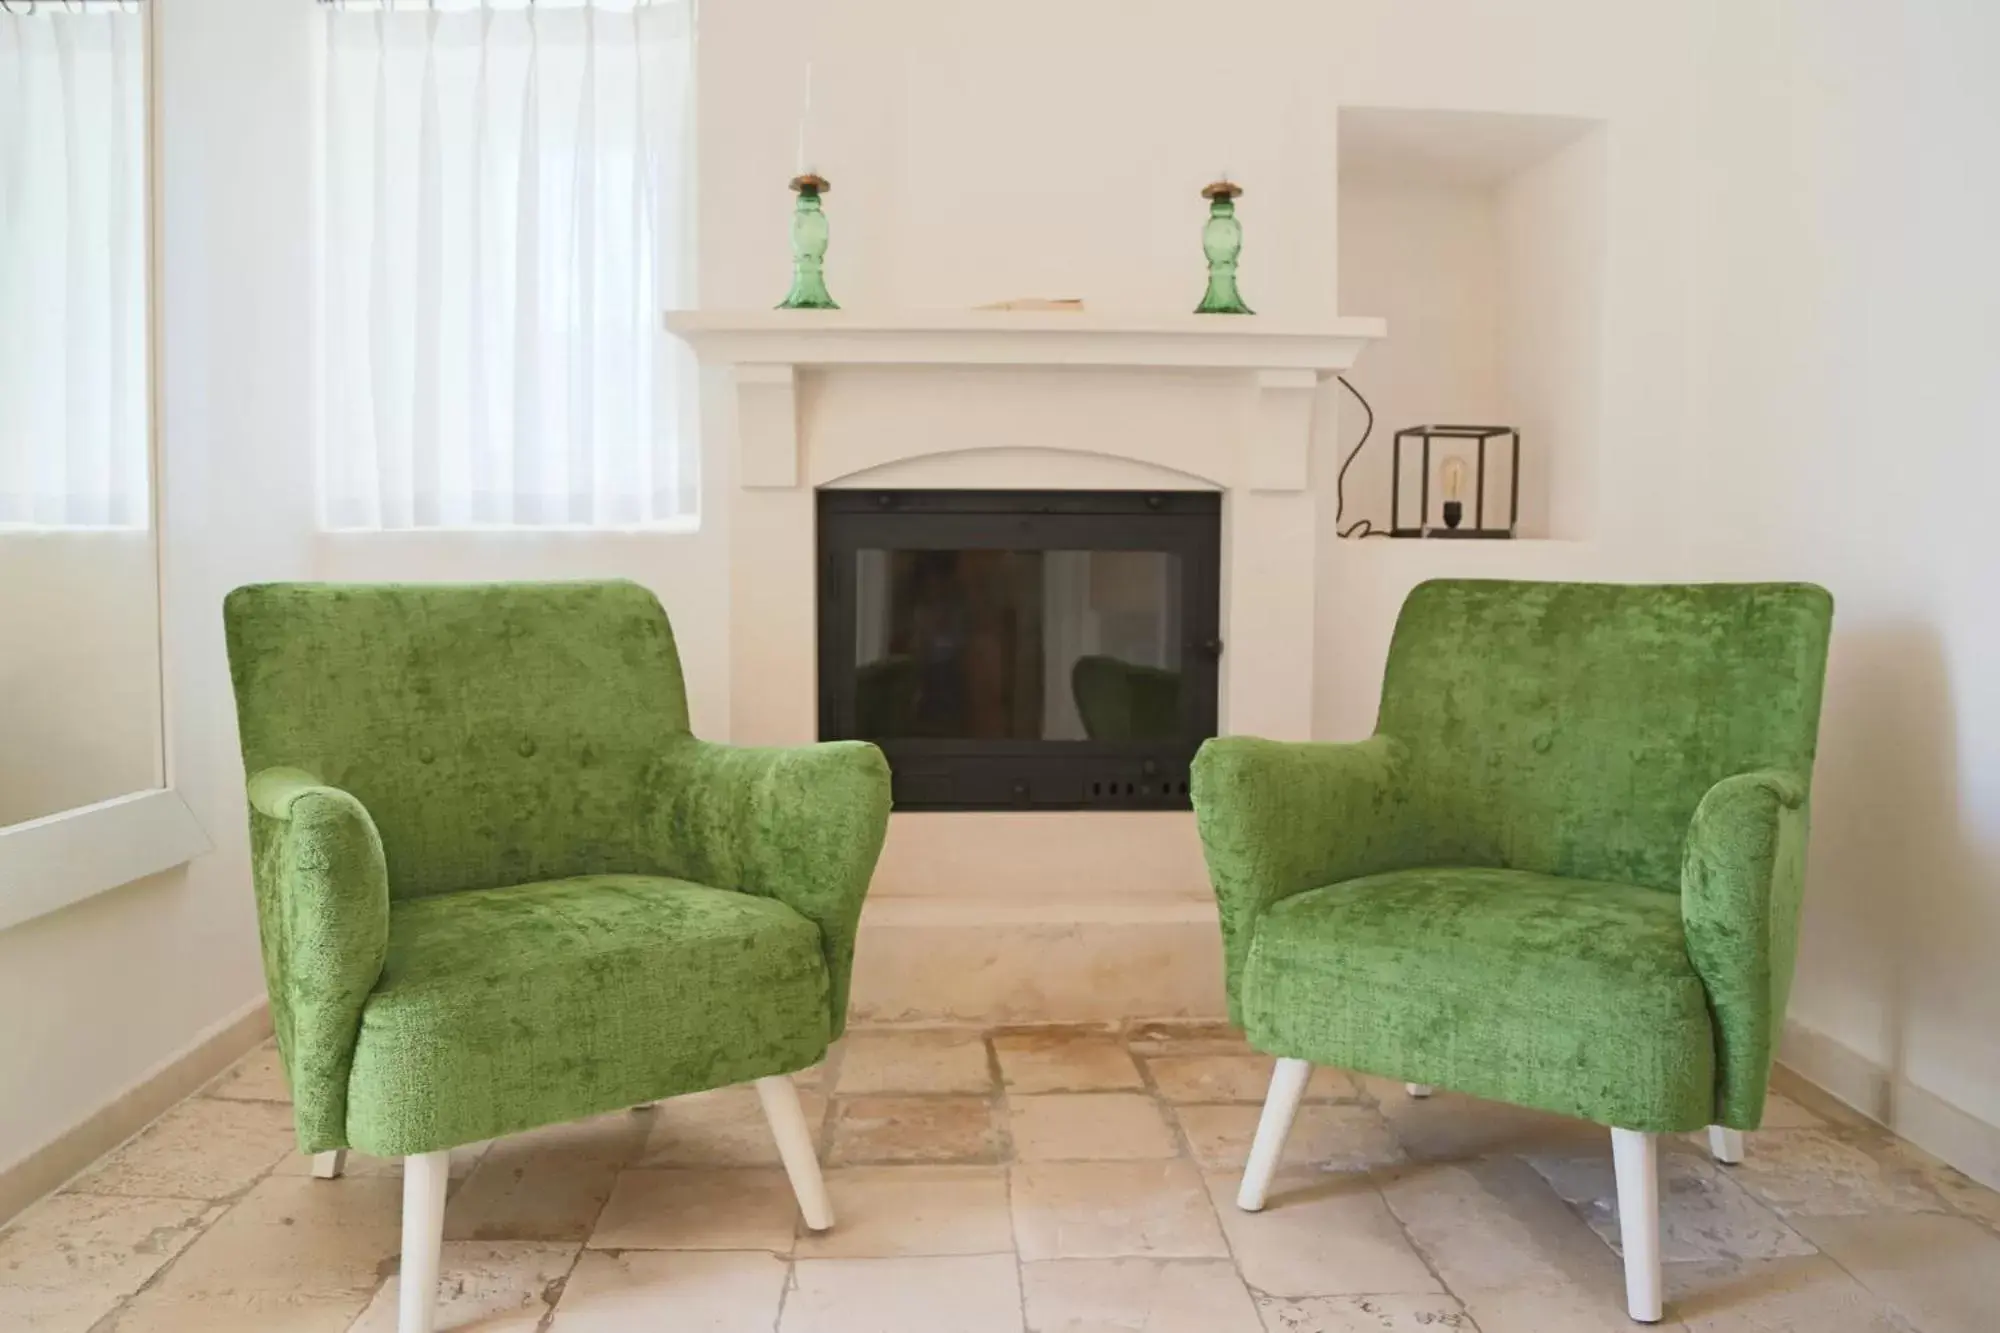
[244,767,390,1152]
[646,739,892,1038]
[1191,735,1417,1023]
[1680,768,1810,1129]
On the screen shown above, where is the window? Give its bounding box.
[0,2,150,531]
[318,0,694,531]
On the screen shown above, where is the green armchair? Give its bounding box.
[1192,579,1832,1325]
[224,580,891,1333]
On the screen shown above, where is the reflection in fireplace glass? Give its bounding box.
[853,549,1184,742]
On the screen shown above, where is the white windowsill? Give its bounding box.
[0,789,212,934]
[315,516,703,536]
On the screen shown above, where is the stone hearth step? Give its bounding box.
[848,894,1227,1025]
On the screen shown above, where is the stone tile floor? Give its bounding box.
[3,1022,1998,1331]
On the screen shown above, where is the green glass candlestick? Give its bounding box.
[1195,180,1253,315]
[778,173,838,310]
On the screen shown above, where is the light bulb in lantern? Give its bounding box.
[1440,457,1468,530]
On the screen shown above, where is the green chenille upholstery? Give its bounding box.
[225,581,892,1158]
[1192,580,1832,1133]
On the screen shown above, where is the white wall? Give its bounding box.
[695,0,1344,319]
[1685,0,2000,1165]
[1335,109,1607,543]
[1334,175,1506,536]
[1497,128,1607,542]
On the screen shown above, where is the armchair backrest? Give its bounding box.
[225,580,691,900]
[1377,580,1833,892]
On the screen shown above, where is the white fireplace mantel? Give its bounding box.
[666,309,1387,492]
[666,309,1387,371]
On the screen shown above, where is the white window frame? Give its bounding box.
[0,0,210,934]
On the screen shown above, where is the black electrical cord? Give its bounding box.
[1334,375,1390,538]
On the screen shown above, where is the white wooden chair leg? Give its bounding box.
[755,1075,833,1231]
[1610,1128,1663,1324]
[1237,1057,1311,1212]
[398,1150,450,1333]
[1406,1084,1434,1099]
[310,1150,347,1180]
[1708,1125,1744,1165]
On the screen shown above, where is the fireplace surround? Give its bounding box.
[818,489,1222,811]
[666,310,1383,1020]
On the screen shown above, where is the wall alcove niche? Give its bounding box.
[1335,106,1609,541]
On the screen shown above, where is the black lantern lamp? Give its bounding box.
[1390,425,1520,539]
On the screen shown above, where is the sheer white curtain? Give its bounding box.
[0,5,149,530]
[320,0,693,530]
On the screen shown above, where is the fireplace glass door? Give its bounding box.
[818,491,1221,810]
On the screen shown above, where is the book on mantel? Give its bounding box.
[975,298,1086,312]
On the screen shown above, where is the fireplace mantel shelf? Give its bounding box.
[665,309,1387,373]
[668,310,1386,493]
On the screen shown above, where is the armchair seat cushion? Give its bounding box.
[344,874,831,1156]
[1241,867,1716,1133]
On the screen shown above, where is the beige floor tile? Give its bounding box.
[637,1084,829,1168]
[203,1043,292,1103]
[1123,1021,1254,1055]
[0,1193,220,1333]
[1758,1091,1826,1130]
[1793,1210,2000,1333]
[270,1141,490,1182]
[1671,1255,1919,1331]
[1009,1093,1179,1161]
[1725,1130,1946,1217]
[587,1169,799,1252]
[105,1290,374,1332]
[1527,1148,1816,1262]
[1204,1170,1440,1299]
[550,1250,788,1331]
[834,1030,994,1095]
[1361,1082,1603,1160]
[1023,1258,1263,1332]
[34,1022,1996,1333]
[445,1113,648,1242]
[1011,1160,1228,1261]
[1174,1103,1405,1174]
[346,1240,576,1332]
[136,1175,402,1300]
[1256,1293,1477,1331]
[1146,1056,1356,1104]
[1924,1161,2000,1230]
[1460,1281,1681,1333]
[781,1255,1024,1333]
[796,1166,1013,1258]
[828,1096,1003,1165]
[994,1031,1144,1093]
[65,1098,298,1201]
[1381,1158,1642,1309]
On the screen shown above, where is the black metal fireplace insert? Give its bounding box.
[817,489,1222,811]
